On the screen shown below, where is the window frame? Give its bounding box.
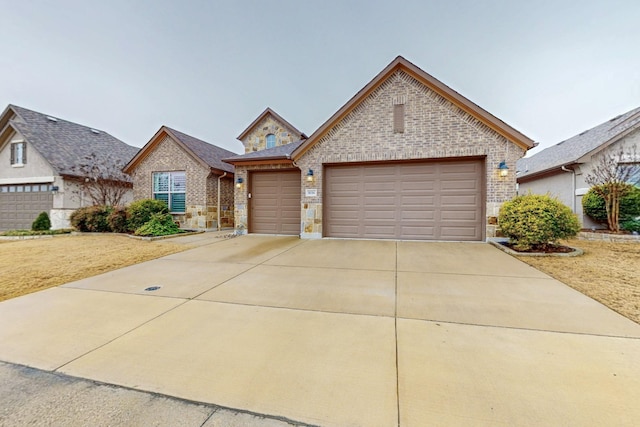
[266,133,276,149]
[152,171,186,213]
[10,141,26,166]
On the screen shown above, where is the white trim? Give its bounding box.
[0,176,55,185]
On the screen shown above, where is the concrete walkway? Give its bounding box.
[1,234,639,426]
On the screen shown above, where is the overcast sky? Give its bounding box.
[2,0,639,156]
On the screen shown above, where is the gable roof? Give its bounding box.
[236,107,306,141]
[224,140,304,165]
[292,56,535,160]
[0,104,138,177]
[517,106,640,180]
[124,126,236,174]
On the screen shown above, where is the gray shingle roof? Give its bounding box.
[8,105,139,177]
[224,140,304,163]
[517,106,640,179]
[165,127,235,173]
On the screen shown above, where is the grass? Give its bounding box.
[515,239,640,324]
[0,234,189,302]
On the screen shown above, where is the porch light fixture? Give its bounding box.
[306,169,314,182]
[51,185,59,194]
[497,161,509,177]
[235,177,243,189]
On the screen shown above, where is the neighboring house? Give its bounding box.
[124,126,236,230]
[517,106,640,228]
[0,105,138,231]
[237,108,306,153]
[225,56,535,241]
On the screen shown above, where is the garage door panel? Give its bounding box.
[0,186,53,231]
[325,160,483,240]
[250,171,301,235]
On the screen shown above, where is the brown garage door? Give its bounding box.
[250,170,301,235]
[324,160,484,240]
[0,184,53,231]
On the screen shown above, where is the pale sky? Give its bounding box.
[2,0,639,156]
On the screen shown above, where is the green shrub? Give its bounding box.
[127,199,169,231]
[499,193,580,251]
[70,206,113,232]
[134,213,181,237]
[582,186,640,223]
[31,212,51,231]
[107,207,129,233]
[621,219,640,233]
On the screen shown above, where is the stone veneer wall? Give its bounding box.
[240,116,300,153]
[294,70,525,239]
[129,135,233,230]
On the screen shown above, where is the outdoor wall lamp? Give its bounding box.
[51,185,59,194]
[235,177,243,189]
[306,169,314,182]
[497,161,509,177]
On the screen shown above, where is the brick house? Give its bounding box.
[124,126,236,230]
[225,56,535,240]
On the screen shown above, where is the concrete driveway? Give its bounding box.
[1,235,639,426]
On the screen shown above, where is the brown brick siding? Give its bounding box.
[129,135,234,229]
[234,70,525,238]
[295,70,525,237]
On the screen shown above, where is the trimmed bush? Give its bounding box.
[583,186,640,224]
[107,207,129,233]
[499,193,580,251]
[621,219,640,233]
[134,213,181,236]
[31,212,51,231]
[70,206,113,232]
[127,199,169,231]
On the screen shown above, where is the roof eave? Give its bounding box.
[292,56,534,160]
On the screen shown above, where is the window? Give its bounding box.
[10,142,26,165]
[619,163,640,186]
[153,171,186,213]
[266,134,276,149]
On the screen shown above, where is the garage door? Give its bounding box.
[0,184,53,231]
[324,160,483,240]
[250,171,301,235]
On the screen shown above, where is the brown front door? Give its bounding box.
[249,170,301,235]
[324,159,484,240]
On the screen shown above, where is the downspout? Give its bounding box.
[561,166,576,212]
[217,172,227,231]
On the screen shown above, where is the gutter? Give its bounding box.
[561,165,576,212]
[217,172,227,231]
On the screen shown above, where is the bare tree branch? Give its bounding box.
[69,153,132,207]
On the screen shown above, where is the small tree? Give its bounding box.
[70,153,132,207]
[32,212,51,231]
[585,145,639,232]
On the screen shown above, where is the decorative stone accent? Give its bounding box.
[239,116,300,153]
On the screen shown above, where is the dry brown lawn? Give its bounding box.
[516,239,640,324]
[0,234,189,302]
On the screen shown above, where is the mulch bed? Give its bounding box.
[501,242,575,254]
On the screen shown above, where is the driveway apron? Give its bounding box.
[0,235,639,426]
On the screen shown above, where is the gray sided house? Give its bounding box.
[517,106,640,228]
[0,105,138,231]
[124,126,236,230]
[225,56,535,241]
